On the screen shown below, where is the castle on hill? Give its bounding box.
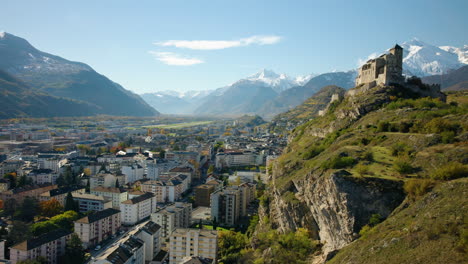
[355,44,405,87]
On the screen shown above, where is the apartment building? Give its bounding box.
[0,184,56,204]
[26,169,58,185]
[72,193,113,213]
[134,221,162,262]
[9,229,72,264]
[120,192,157,225]
[39,186,85,206]
[215,150,263,169]
[194,184,215,207]
[151,202,192,238]
[95,236,145,264]
[210,187,241,227]
[121,163,144,183]
[91,186,128,208]
[169,228,218,264]
[74,208,121,248]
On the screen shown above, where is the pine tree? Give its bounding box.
[115,179,120,188]
[64,192,78,212]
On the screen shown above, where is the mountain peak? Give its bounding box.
[250,69,281,79]
[0,31,5,38]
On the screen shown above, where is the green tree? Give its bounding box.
[16,197,39,222]
[3,172,16,188]
[59,233,85,264]
[207,165,215,174]
[64,192,79,213]
[3,198,17,217]
[7,221,31,245]
[115,179,120,188]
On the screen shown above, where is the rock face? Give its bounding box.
[265,170,405,257]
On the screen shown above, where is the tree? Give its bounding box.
[16,197,39,222]
[3,172,16,188]
[39,199,63,217]
[59,233,85,264]
[64,192,79,213]
[207,165,215,174]
[115,179,120,188]
[17,175,32,188]
[3,198,17,217]
[159,149,166,159]
[213,217,218,231]
[198,219,203,229]
[56,174,66,187]
[7,221,31,245]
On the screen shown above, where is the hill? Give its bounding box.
[422,65,468,91]
[0,32,159,117]
[269,85,346,133]
[244,82,467,263]
[0,70,100,119]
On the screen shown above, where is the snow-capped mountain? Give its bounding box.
[400,38,466,76]
[243,69,315,93]
[440,45,468,64]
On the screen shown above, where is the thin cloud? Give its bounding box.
[154,35,282,50]
[149,51,204,66]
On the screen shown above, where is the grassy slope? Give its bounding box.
[272,90,467,191]
[327,178,468,264]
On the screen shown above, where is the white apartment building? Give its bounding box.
[169,229,218,264]
[215,150,263,169]
[94,236,145,264]
[151,202,192,238]
[120,192,157,225]
[134,221,162,262]
[26,169,58,185]
[91,186,128,208]
[121,163,144,183]
[74,208,121,248]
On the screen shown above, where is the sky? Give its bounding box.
[2,0,468,94]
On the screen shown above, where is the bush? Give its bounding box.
[377,121,390,132]
[362,151,374,162]
[431,162,468,180]
[424,118,460,134]
[391,142,411,156]
[404,179,435,197]
[359,225,372,237]
[393,159,414,175]
[322,155,356,169]
[369,214,382,226]
[302,146,324,160]
[355,163,369,177]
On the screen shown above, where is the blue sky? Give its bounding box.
[2,0,468,93]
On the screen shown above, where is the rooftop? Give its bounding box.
[75,208,121,224]
[92,186,127,194]
[10,229,72,251]
[121,192,154,204]
[171,228,218,238]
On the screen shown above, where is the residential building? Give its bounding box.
[165,151,200,164]
[9,229,72,264]
[0,184,56,204]
[26,169,58,185]
[120,192,157,225]
[91,186,128,208]
[134,221,162,262]
[121,163,144,184]
[169,228,218,264]
[194,184,215,207]
[93,236,145,264]
[72,193,113,212]
[215,150,262,169]
[0,179,10,192]
[74,208,121,249]
[146,162,159,180]
[151,202,192,238]
[210,187,241,227]
[90,172,125,189]
[39,186,85,206]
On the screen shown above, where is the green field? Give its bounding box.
[143,121,213,129]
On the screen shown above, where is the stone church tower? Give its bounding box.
[355,44,404,87]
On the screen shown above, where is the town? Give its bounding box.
[0,115,285,264]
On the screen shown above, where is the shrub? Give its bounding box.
[440,131,456,144]
[391,142,411,156]
[424,118,460,134]
[393,159,414,175]
[359,225,372,236]
[377,121,390,132]
[302,146,324,160]
[322,155,356,169]
[369,214,382,226]
[355,163,369,177]
[431,162,468,180]
[404,179,435,197]
[362,151,374,162]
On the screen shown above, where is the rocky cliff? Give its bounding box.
[255,81,465,263]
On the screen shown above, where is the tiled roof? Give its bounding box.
[10,229,72,251]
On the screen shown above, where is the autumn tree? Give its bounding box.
[39,199,63,217]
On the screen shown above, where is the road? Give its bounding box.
[88,220,150,263]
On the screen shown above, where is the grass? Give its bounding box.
[194,224,230,231]
[327,178,468,264]
[144,121,213,129]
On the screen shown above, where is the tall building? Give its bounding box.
[169,228,218,264]
[134,221,162,262]
[72,193,113,213]
[9,229,72,264]
[194,184,215,207]
[120,192,157,225]
[210,187,241,227]
[151,202,192,238]
[74,208,121,249]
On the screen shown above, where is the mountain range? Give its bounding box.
[142,38,467,117]
[0,32,159,118]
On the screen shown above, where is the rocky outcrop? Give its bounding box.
[265,170,405,261]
